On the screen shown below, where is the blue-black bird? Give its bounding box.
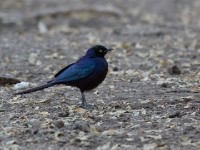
[14,45,113,109]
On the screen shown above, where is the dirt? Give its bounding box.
[0,0,200,149]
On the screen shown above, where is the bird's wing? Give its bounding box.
[54,63,75,78]
[54,59,95,83]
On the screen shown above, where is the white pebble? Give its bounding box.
[13,82,30,90]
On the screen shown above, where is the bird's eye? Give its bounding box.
[99,49,103,53]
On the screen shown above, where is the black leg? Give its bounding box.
[81,92,87,106]
[80,92,98,110]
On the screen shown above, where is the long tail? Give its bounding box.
[14,82,56,95]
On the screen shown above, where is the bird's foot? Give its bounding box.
[81,103,98,110]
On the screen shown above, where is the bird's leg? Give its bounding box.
[81,92,87,107]
[80,92,98,110]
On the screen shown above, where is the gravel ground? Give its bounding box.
[0,0,200,149]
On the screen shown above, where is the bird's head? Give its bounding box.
[86,45,113,57]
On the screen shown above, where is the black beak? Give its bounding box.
[106,48,113,52]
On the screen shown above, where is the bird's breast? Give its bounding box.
[94,58,108,74]
[74,58,108,92]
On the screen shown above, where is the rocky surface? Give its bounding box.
[0,0,200,149]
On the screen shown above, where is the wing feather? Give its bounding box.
[54,59,95,83]
[54,63,75,78]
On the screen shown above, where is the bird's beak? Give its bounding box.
[106,48,113,52]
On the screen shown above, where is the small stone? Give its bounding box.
[39,111,49,117]
[136,52,148,58]
[113,67,118,71]
[34,106,39,111]
[75,107,87,113]
[146,134,162,140]
[58,112,69,117]
[125,69,135,76]
[73,122,90,133]
[114,105,121,109]
[38,21,48,33]
[13,82,30,90]
[33,130,38,135]
[168,111,181,118]
[168,65,181,75]
[28,53,38,65]
[55,120,65,128]
[6,140,17,145]
[54,131,65,141]
[184,104,190,109]
[182,96,194,103]
[161,83,168,88]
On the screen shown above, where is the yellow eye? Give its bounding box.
[99,49,103,53]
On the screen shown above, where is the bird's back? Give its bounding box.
[53,57,95,83]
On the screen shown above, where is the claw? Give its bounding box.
[81,103,98,110]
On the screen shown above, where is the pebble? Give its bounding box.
[58,112,70,117]
[55,120,65,128]
[13,82,30,90]
[168,65,181,75]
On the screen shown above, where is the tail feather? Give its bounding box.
[14,82,55,95]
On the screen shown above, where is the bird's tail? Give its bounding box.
[14,82,55,95]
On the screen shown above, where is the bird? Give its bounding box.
[14,45,113,109]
